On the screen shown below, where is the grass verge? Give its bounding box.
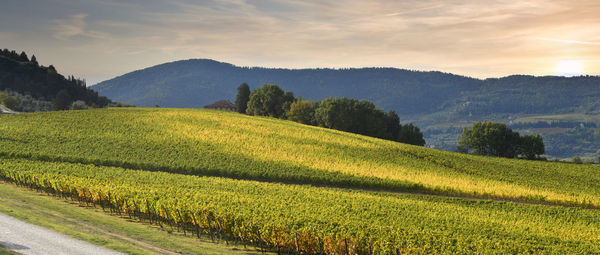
[0,180,269,255]
[0,246,19,255]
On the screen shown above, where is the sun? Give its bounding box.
[555,60,583,77]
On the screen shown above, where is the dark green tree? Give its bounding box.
[281,91,295,116]
[385,110,401,141]
[53,89,72,110]
[47,65,57,74]
[313,97,413,142]
[520,134,545,160]
[286,99,316,125]
[397,123,425,146]
[30,55,38,65]
[314,97,360,133]
[235,83,250,114]
[19,51,28,62]
[456,127,472,153]
[457,121,522,158]
[246,84,286,117]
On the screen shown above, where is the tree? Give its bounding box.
[313,97,417,142]
[53,89,72,110]
[314,97,359,133]
[456,127,471,153]
[246,84,286,117]
[19,51,28,62]
[30,55,38,65]
[235,83,250,114]
[286,99,316,125]
[457,121,538,159]
[397,123,425,146]
[385,110,401,141]
[520,134,544,160]
[47,65,57,74]
[281,91,295,116]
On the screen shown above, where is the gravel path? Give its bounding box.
[0,213,123,255]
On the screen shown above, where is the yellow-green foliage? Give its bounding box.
[0,92,18,110]
[0,108,599,207]
[1,157,599,254]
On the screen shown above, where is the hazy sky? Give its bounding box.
[1,0,599,84]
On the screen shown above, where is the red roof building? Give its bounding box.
[204,100,236,111]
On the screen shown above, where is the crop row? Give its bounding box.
[1,157,599,254]
[1,108,599,208]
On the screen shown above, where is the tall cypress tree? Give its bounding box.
[235,83,250,114]
[30,55,38,65]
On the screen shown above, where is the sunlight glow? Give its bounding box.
[555,60,583,77]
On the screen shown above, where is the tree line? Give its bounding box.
[235,83,425,146]
[457,121,545,160]
[0,48,113,110]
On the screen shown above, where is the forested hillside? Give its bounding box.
[92,59,481,114]
[0,49,112,110]
[92,59,600,158]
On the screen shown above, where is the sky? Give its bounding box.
[1,0,599,85]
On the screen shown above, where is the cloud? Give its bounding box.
[4,0,599,82]
[535,37,600,46]
[52,14,88,39]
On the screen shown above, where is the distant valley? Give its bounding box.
[92,59,600,159]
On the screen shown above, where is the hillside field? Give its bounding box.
[91,59,600,158]
[0,108,599,253]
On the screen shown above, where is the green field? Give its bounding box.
[513,113,600,124]
[0,108,599,253]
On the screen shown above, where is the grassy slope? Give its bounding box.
[1,157,599,253]
[0,247,19,255]
[0,108,598,207]
[0,180,266,255]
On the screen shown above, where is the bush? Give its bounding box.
[0,92,19,110]
[0,90,53,112]
[71,100,88,110]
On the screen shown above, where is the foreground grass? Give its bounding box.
[0,108,598,207]
[2,157,600,254]
[0,180,267,255]
[0,246,19,255]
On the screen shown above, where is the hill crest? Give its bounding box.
[91,59,600,158]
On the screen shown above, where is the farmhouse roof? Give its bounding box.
[204,100,236,110]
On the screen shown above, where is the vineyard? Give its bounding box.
[1,157,599,254]
[0,108,599,253]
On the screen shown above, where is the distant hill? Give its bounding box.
[92,59,600,158]
[92,59,483,115]
[0,48,112,108]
